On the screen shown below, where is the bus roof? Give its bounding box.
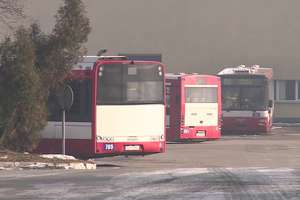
[166,73,218,80]
[73,55,129,70]
[218,65,273,80]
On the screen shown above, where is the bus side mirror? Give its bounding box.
[268,100,273,108]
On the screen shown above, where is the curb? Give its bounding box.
[0,161,96,170]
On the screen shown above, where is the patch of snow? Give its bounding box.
[0,155,8,159]
[54,162,96,170]
[119,168,210,178]
[40,154,77,160]
[271,126,282,130]
[256,168,295,173]
[27,162,48,169]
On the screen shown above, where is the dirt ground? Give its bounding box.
[0,149,84,163]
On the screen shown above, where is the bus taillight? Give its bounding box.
[181,128,190,134]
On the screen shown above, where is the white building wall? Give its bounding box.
[24,0,300,78]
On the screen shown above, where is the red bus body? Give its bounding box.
[36,56,166,158]
[218,65,273,134]
[166,74,222,142]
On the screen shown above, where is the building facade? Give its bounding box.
[23,0,300,122]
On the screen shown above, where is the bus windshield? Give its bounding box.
[222,86,267,110]
[97,63,164,105]
[221,76,268,111]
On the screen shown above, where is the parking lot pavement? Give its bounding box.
[90,167,300,200]
[0,127,299,199]
[0,167,299,199]
[96,127,300,171]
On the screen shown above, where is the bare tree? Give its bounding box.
[0,0,24,30]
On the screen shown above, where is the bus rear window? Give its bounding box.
[127,81,163,102]
[97,63,164,105]
[185,87,217,103]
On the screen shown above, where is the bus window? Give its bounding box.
[222,87,240,110]
[97,63,164,105]
[67,79,92,122]
[166,86,171,128]
[241,86,267,110]
[48,91,60,121]
[222,85,267,110]
[127,81,163,102]
[47,79,91,122]
[185,87,217,103]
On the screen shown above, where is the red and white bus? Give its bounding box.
[166,73,222,142]
[218,65,274,133]
[37,56,166,158]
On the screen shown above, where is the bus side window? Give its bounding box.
[166,86,171,110]
[176,95,180,104]
[48,90,60,121]
[166,86,171,127]
[47,80,92,122]
[67,79,92,122]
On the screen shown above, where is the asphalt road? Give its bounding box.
[0,127,299,200]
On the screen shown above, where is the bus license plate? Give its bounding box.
[104,144,114,151]
[125,145,140,151]
[196,131,205,137]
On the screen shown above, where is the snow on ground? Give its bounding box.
[39,154,77,160]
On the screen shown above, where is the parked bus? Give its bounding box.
[166,73,221,142]
[218,65,273,133]
[37,56,166,158]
